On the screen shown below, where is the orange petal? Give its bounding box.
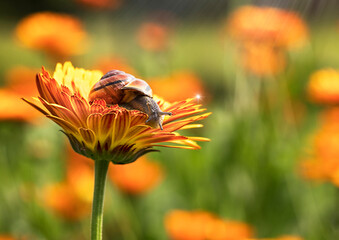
[22,98,49,115]
[46,115,78,134]
[164,108,207,124]
[188,136,210,142]
[125,125,151,141]
[114,110,131,142]
[172,139,201,149]
[180,124,204,130]
[39,97,84,127]
[79,128,96,144]
[130,111,148,127]
[87,113,102,137]
[71,95,90,121]
[152,144,198,149]
[101,113,117,133]
[139,135,188,145]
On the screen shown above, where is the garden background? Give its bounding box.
[1,0,339,239]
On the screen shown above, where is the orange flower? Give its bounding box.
[0,66,41,122]
[227,5,308,48]
[276,236,303,240]
[165,210,215,240]
[43,181,92,220]
[93,57,136,76]
[5,66,39,96]
[239,42,286,76]
[299,108,339,183]
[23,62,210,164]
[164,210,253,240]
[321,107,339,124]
[299,158,332,181]
[109,156,162,194]
[15,12,87,57]
[66,151,94,203]
[330,168,339,187]
[0,236,16,240]
[248,236,303,240]
[75,0,123,9]
[206,219,253,240]
[137,22,170,51]
[0,89,40,122]
[314,126,339,160]
[43,147,93,220]
[307,69,339,104]
[148,71,205,102]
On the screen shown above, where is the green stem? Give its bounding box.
[91,160,110,240]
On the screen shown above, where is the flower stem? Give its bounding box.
[91,160,110,240]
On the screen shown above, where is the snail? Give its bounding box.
[88,70,171,130]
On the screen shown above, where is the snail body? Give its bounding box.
[89,70,171,129]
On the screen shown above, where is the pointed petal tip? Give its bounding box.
[152,144,201,150]
[22,97,49,115]
[189,137,211,142]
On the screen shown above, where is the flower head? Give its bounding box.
[42,146,94,221]
[76,0,123,9]
[15,12,87,57]
[137,22,170,51]
[108,156,163,194]
[239,41,286,76]
[0,66,40,122]
[249,236,303,240]
[164,210,253,240]
[0,236,16,240]
[24,62,210,164]
[0,89,40,122]
[148,71,205,102]
[43,181,92,220]
[5,66,39,96]
[307,69,339,104]
[93,57,137,76]
[299,108,339,185]
[227,6,308,48]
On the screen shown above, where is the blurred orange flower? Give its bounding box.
[93,57,136,76]
[300,108,339,185]
[43,146,93,221]
[108,156,163,194]
[239,42,286,76]
[207,219,254,240]
[227,5,308,48]
[148,71,205,102]
[0,236,16,240]
[43,181,92,220]
[321,107,339,123]
[276,236,303,240]
[76,0,122,9]
[165,210,253,240]
[0,89,40,122]
[307,69,339,104]
[249,236,303,240]
[15,12,87,57]
[0,66,41,121]
[331,168,339,186]
[5,66,38,96]
[314,126,339,160]
[66,150,94,203]
[137,22,170,51]
[299,158,332,181]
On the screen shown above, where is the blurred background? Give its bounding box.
[1,0,339,239]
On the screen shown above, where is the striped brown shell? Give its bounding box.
[88,70,152,105]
